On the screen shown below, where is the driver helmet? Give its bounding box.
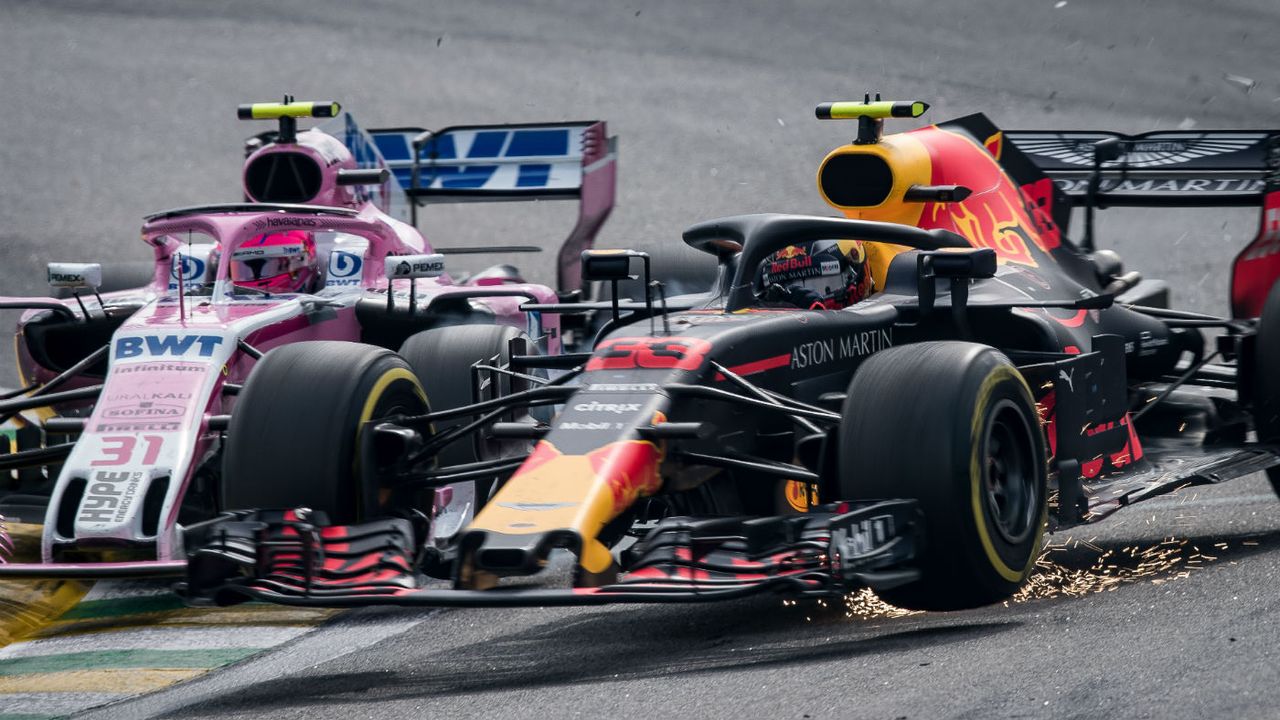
[756,239,874,310]
[229,230,318,294]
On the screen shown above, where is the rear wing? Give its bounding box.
[1004,130,1278,207]
[1005,129,1280,318]
[369,122,617,292]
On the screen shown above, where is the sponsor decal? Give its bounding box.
[676,313,745,325]
[585,383,660,392]
[1134,330,1170,358]
[104,392,192,401]
[1014,135,1263,168]
[95,421,181,432]
[573,401,641,414]
[556,421,614,431]
[111,362,204,374]
[231,244,305,260]
[326,249,364,286]
[784,480,815,512]
[832,514,896,568]
[790,328,892,370]
[100,401,185,419]
[78,469,145,524]
[586,337,712,372]
[250,217,318,232]
[922,130,1059,264]
[1053,177,1264,195]
[496,501,576,511]
[769,255,814,274]
[385,254,445,279]
[168,252,208,290]
[115,335,224,359]
[47,262,103,289]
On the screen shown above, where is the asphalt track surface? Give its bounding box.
[2,1,1279,718]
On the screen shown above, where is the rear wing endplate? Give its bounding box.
[369,122,617,292]
[1004,130,1279,207]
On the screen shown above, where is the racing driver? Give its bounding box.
[756,239,875,310]
[229,230,320,294]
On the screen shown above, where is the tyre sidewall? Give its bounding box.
[951,355,1046,597]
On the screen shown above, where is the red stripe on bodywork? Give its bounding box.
[715,353,791,380]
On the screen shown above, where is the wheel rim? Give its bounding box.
[982,399,1038,545]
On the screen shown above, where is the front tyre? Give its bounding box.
[399,324,532,502]
[1252,279,1280,497]
[222,342,427,523]
[838,342,1047,610]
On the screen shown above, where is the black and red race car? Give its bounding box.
[178,100,1280,612]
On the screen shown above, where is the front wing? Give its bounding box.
[177,501,923,608]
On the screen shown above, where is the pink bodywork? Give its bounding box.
[0,121,564,574]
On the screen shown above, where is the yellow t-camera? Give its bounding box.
[237,101,341,121]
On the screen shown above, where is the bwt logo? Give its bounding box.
[328,250,363,278]
[171,255,205,281]
[116,335,224,359]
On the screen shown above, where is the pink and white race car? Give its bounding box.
[0,100,617,578]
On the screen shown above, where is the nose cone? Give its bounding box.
[460,438,664,583]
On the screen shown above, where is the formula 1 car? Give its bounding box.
[166,101,1280,611]
[0,99,617,578]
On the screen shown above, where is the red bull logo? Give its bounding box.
[917,128,1061,268]
[775,245,807,260]
[586,440,664,514]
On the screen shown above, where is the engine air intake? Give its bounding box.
[243,151,323,204]
[819,153,894,207]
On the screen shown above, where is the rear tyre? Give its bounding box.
[399,324,530,501]
[222,342,427,523]
[1252,280,1280,497]
[616,246,718,300]
[838,342,1047,611]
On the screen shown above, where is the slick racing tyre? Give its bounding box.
[838,341,1047,610]
[222,341,427,523]
[1252,279,1280,497]
[399,324,533,501]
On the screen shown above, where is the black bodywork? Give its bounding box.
[179,113,1280,608]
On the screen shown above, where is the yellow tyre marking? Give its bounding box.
[968,365,1044,583]
[359,366,427,509]
[359,366,427,424]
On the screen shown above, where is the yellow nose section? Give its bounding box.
[468,440,664,574]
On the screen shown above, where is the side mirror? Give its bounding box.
[1093,137,1125,164]
[581,249,647,282]
[916,248,997,320]
[581,249,651,323]
[927,248,997,279]
[336,168,390,186]
[47,263,102,291]
[385,254,445,280]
